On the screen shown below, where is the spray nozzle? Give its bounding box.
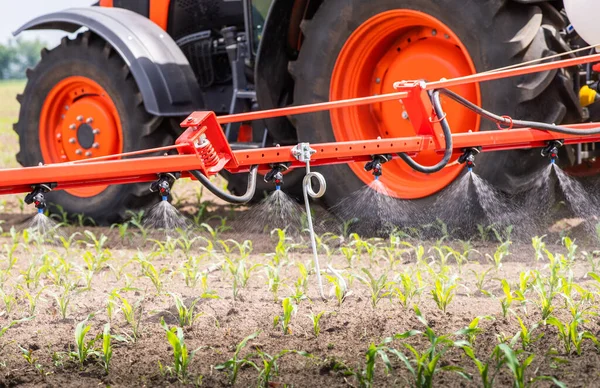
[24,183,55,212]
[541,140,563,163]
[364,154,392,178]
[150,172,180,200]
[264,163,290,189]
[458,147,481,171]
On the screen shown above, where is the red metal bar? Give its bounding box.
[2,123,600,195]
[216,52,600,125]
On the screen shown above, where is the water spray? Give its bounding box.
[458,147,481,172]
[364,154,392,180]
[24,183,55,214]
[541,140,563,164]
[150,172,181,201]
[264,163,290,190]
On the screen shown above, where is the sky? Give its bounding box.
[1,0,95,46]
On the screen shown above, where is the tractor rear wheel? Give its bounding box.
[14,32,175,224]
[292,0,580,213]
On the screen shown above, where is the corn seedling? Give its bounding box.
[325,273,348,306]
[500,279,524,318]
[265,264,282,302]
[70,317,98,367]
[160,317,199,381]
[471,267,493,296]
[531,235,546,261]
[215,331,260,385]
[546,313,591,355]
[273,297,296,335]
[497,344,566,388]
[0,287,16,314]
[532,272,561,320]
[307,311,329,337]
[383,305,472,388]
[391,271,424,307]
[168,292,203,327]
[137,254,166,294]
[510,316,543,351]
[355,268,392,308]
[200,217,230,241]
[460,345,504,388]
[112,292,144,341]
[256,348,311,387]
[224,258,260,301]
[17,285,45,316]
[100,323,112,373]
[0,316,33,349]
[486,241,511,270]
[270,228,294,265]
[431,275,458,313]
[53,286,73,319]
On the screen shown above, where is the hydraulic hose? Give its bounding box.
[438,88,600,136]
[396,90,453,173]
[189,165,258,204]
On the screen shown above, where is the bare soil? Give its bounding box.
[0,220,599,388]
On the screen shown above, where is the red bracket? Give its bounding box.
[177,111,239,175]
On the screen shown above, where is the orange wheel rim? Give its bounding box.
[330,10,481,199]
[40,76,123,197]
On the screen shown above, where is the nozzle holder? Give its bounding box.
[458,147,481,170]
[150,172,181,199]
[264,163,290,188]
[24,183,56,211]
[541,140,563,162]
[364,154,392,177]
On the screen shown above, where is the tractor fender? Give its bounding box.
[14,7,202,117]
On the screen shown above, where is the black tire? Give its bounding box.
[291,0,581,210]
[14,32,176,225]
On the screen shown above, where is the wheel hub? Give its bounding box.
[40,76,123,197]
[330,10,481,199]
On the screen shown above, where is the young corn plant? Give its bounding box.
[0,287,16,314]
[531,235,546,261]
[307,311,329,337]
[471,267,493,296]
[431,275,458,313]
[391,271,424,307]
[70,317,98,367]
[355,268,392,308]
[546,313,591,355]
[269,228,294,265]
[497,344,566,388]
[273,297,297,335]
[383,306,472,388]
[0,316,33,349]
[532,271,561,320]
[112,292,144,341]
[500,279,525,318]
[256,348,311,387]
[168,292,203,327]
[510,316,543,351]
[215,331,260,385]
[460,345,505,388]
[100,323,113,373]
[265,264,282,302]
[325,273,349,307]
[17,285,45,316]
[486,241,511,271]
[224,258,260,301]
[160,317,199,382]
[137,255,166,295]
[53,284,75,320]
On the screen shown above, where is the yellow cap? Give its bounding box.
[580,85,597,107]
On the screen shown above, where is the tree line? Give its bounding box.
[0,38,46,80]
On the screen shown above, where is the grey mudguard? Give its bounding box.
[14,7,203,116]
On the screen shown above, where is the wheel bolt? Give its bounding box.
[431,29,437,36]
[69,137,76,144]
[76,115,83,122]
[92,142,99,149]
[85,151,92,157]
[75,149,82,155]
[56,133,61,140]
[93,129,100,135]
[86,117,93,124]
[402,111,409,120]
[69,124,76,130]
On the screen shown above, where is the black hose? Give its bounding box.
[438,88,600,136]
[396,90,453,173]
[189,165,258,204]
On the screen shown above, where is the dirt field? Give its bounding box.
[1,194,600,388]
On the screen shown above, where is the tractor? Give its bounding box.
[12,0,600,223]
